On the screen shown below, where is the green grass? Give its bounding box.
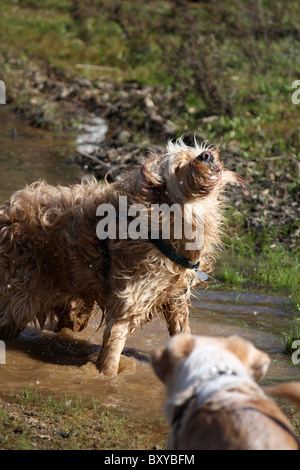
[215,262,246,286]
[0,387,166,450]
[214,234,300,307]
[255,246,300,296]
[1,0,299,147]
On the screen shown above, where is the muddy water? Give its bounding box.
[0,106,84,201]
[0,291,298,421]
[0,107,299,424]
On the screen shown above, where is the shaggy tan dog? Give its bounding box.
[0,138,238,376]
[151,333,300,450]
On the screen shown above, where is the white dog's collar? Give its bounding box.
[167,364,254,448]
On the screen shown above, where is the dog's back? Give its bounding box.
[172,389,299,450]
[0,179,106,337]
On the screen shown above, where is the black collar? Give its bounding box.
[147,237,200,270]
[115,212,204,274]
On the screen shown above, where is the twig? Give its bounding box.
[75,64,117,72]
[77,150,112,172]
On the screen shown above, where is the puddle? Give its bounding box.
[0,290,298,420]
[190,290,299,378]
[0,105,83,200]
[0,106,299,424]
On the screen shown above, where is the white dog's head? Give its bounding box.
[151,334,270,396]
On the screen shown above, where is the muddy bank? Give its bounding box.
[0,395,167,450]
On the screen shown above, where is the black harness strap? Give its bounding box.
[148,237,200,270]
[100,238,111,280]
[100,212,201,278]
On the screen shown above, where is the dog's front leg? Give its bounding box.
[163,298,190,336]
[96,317,130,376]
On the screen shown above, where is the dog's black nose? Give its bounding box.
[196,151,214,163]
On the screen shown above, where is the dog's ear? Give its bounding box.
[151,334,195,383]
[141,155,164,187]
[137,155,165,203]
[225,336,270,382]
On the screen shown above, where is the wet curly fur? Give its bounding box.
[0,138,238,376]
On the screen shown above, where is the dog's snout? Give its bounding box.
[196,151,214,164]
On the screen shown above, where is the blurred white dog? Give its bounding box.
[152,334,300,450]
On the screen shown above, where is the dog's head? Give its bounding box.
[139,138,239,203]
[151,334,270,390]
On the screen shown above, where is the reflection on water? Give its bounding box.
[0,107,299,423]
[76,116,108,155]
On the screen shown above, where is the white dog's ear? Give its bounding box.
[225,336,270,381]
[151,333,195,382]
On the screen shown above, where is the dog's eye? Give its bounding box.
[196,151,214,163]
